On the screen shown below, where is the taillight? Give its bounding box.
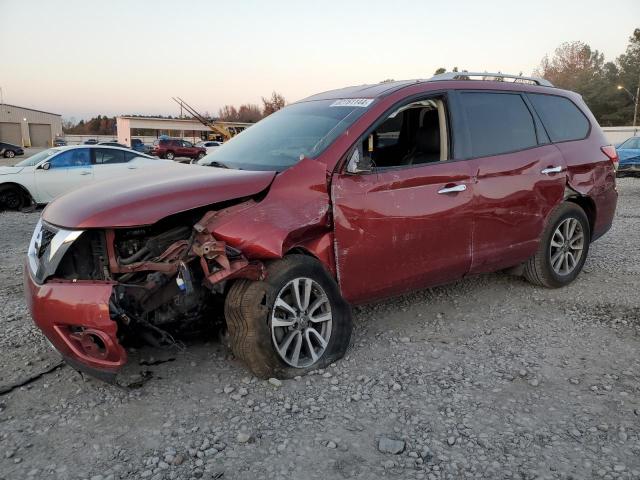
[601,145,619,170]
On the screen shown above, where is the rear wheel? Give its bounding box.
[523,202,590,288]
[165,151,175,160]
[225,255,352,379]
[196,152,205,160]
[4,150,15,159]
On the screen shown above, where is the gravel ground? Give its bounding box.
[1,179,639,480]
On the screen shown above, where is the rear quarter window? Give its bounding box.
[528,94,590,143]
[460,92,538,158]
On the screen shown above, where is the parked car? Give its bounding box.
[151,138,206,161]
[24,73,618,383]
[195,140,223,154]
[0,145,179,209]
[0,142,25,158]
[53,138,67,147]
[130,138,150,153]
[84,139,98,145]
[616,136,640,175]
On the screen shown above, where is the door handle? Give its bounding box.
[541,166,563,175]
[437,184,467,194]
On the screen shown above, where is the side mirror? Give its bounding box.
[41,162,51,170]
[345,145,373,174]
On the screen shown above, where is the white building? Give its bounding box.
[0,104,63,147]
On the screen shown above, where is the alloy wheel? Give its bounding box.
[270,277,333,368]
[6,150,15,158]
[549,217,584,276]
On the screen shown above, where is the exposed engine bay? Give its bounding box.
[54,203,266,350]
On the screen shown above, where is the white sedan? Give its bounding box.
[0,145,179,209]
[195,140,223,154]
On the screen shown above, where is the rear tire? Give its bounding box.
[196,152,205,160]
[4,150,15,159]
[523,202,590,288]
[225,255,352,379]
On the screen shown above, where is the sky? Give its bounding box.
[1,0,638,120]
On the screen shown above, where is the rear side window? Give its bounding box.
[94,148,125,164]
[460,92,537,158]
[528,94,590,142]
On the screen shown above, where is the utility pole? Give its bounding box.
[634,71,639,129]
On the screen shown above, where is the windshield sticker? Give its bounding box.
[330,98,374,108]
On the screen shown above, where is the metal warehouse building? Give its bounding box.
[0,104,63,147]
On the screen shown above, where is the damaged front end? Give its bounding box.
[25,203,265,381]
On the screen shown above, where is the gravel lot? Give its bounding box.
[1,179,639,480]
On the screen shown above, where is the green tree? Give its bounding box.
[434,67,446,75]
[534,41,622,125]
[615,28,640,125]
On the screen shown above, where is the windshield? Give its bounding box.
[201,99,373,171]
[14,148,60,167]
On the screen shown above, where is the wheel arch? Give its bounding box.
[563,188,596,240]
[0,181,35,206]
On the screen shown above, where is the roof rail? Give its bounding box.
[429,72,554,87]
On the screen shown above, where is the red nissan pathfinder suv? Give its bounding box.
[25,73,618,382]
[151,138,206,161]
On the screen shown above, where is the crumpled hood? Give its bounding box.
[43,166,276,228]
[0,166,25,175]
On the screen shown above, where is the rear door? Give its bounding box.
[34,148,94,202]
[332,94,475,304]
[453,91,567,273]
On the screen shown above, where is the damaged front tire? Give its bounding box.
[224,254,352,379]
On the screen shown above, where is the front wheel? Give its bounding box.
[225,255,352,379]
[4,150,15,159]
[524,202,590,288]
[165,151,175,160]
[0,186,25,210]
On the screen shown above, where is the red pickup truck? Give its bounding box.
[151,138,206,161]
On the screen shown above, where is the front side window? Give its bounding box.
[49,149,91,168]
[202,99,372,171]
[528,94,590,143]
[94,148,126,164]
[359,98,448,169]
[461,92,537,158]
[182,141,193,147]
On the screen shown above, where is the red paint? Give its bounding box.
[332,161,475,303]
[24,267,126,376]
[26,78,618,379]
[467,144,567,274]
[42,167,275,228]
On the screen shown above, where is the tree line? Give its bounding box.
[533,28,639,126]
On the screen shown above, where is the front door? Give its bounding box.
[331,96,475,304]
[34,148,93,202]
